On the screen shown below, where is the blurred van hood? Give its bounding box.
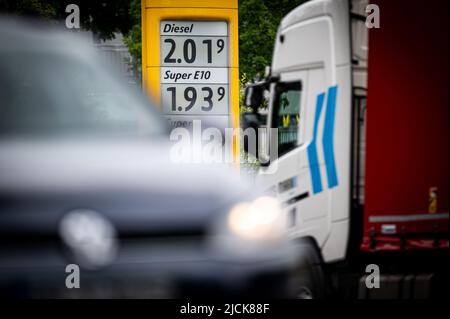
[0,139,243,194]
[0,139,251,235]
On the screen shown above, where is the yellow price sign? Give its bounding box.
[141,0,239,162]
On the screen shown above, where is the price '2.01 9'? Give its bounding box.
[163,38,225,64]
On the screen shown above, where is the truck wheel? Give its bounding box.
[291,240,326,299]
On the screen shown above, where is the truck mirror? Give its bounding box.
[241,113,260,159]
[244,85,263,109]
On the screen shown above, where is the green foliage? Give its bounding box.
[238,0,275,83]
[14,0,57,19]
[238,0,308,84]
[0,0,133,40]
[123,0,142,78]
[239,73,252,113]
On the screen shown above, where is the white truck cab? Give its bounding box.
[245,0,367,263]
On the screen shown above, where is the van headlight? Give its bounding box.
[227,196,284,241]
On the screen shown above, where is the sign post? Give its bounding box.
[142,0,239,163]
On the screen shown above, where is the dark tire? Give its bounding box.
[290,239,326,299]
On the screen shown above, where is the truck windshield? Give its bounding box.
[271,81,302,157]
[0,51,165,139]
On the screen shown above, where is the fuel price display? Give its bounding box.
[160,20,230,129]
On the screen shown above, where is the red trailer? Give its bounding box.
[361,0,449,252]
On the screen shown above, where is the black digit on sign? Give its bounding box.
[202,39,212,63]
[201,87,213,111]
[183,39,196,63]
[217,87,225,101]
[167,87,176,111]
[184,87,197,111]
[217,39,225,54]
[164,39,176,63]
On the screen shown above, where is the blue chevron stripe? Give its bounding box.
[322,85,338,188]
[307,92,325,194]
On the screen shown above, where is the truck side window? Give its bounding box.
[272,81,302,157]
